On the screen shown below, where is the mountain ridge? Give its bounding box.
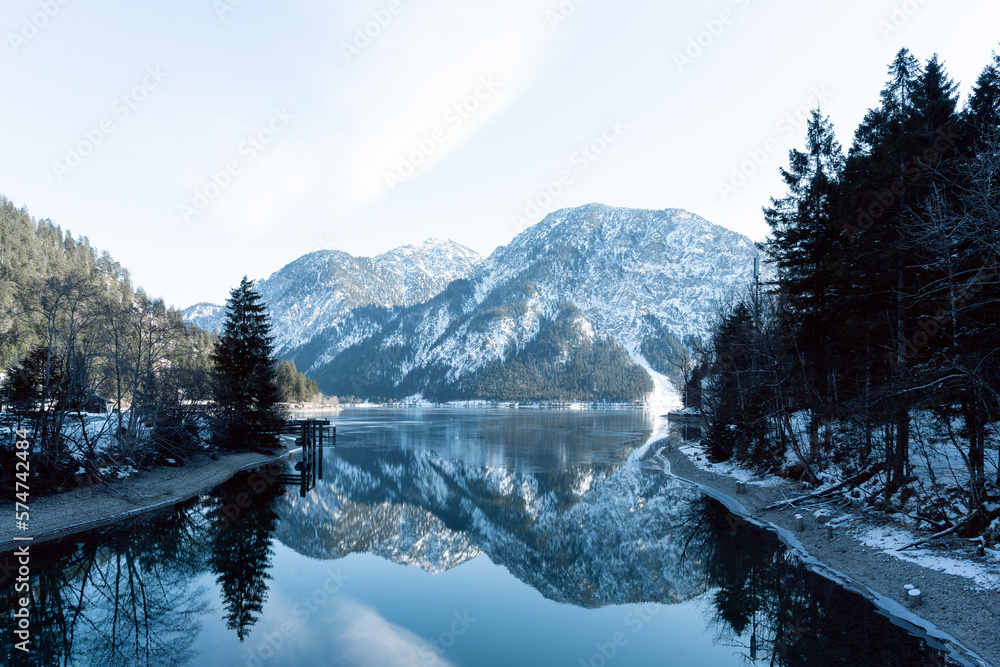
[185,204,759,404]
[182,237,483,349]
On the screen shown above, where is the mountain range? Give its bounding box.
[184,204,759,404]
[183,237,482,352]
[273,439,708,608]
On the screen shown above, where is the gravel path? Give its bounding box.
[659,441,1000,667]
[0,447,293,554]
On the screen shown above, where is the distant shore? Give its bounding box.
[286,401,667,410]
[658,441,999,667]
[0,446,294,554]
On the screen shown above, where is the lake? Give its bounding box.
[0,409,961,666]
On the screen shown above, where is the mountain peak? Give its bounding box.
[376,237,481,262]
[185,237,483,353]
[184,204,756,404]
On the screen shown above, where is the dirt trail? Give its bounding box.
[0,447,293,554]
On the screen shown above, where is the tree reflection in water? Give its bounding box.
[0,504,210,667]
[0,466,287,666]
[0,450,964,667]
[207,471,284,641]
[679,497,951,666]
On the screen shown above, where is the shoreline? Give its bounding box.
[657,440,999,667]
[3,418,993,664]
[0,446,294,554]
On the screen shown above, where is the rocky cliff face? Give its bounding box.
[186,204,758,403]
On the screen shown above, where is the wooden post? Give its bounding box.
[825,524,834,540]
[907,588,922,607]
[794,514,804,532]
[316,422,326,479]
[736,482,747,494]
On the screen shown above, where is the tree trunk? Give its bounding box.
[963,401,986,510]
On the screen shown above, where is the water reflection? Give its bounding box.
[0,467,288,666]
[0,411,960,666]
[681,498,949,665]
[0,503,212,666]
[275,445,707,607]
[328,409,653,472]
[207,475,284,640]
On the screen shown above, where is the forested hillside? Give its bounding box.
[0,196,215,494]
[700,48,1000,537]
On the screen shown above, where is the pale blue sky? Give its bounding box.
[1,0,997,307]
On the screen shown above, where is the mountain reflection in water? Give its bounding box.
[0,410,957,666]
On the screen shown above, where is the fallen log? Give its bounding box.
[898,513,975,551]
[761,464,884,511]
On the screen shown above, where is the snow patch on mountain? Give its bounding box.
[186,204,757,403]
[183,238,482,353]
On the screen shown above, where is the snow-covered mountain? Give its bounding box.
[182,238,483,349]
[285,204,757,403]
[274,445,707,607]
[185,204,758,403]
[181,302,224,333]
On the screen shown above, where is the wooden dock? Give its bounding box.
[665,410,705,425]
[276,419,335,496]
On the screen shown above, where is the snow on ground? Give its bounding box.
[53,412,123,459]
[678,440,786,487]
[909,411,1000,489]
[670,410,1000,593]
[854,522,1000,591]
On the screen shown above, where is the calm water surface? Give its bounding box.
[1,409,960,666]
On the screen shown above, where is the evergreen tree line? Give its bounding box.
[274,359,320,403]
[0,201,294,495]
[698,48,1000,536]
[447,304,654,403]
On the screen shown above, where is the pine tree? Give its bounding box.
[208,474,281,641]
[211,277,283,451]
[833,50,963,487]
[763,108,845,460]
[964,50,1000,149]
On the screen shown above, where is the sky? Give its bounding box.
[1,0,998,309]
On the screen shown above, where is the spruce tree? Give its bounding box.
[211,277,283,451]
[763,108,845,462]
[965,50,1000,149]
